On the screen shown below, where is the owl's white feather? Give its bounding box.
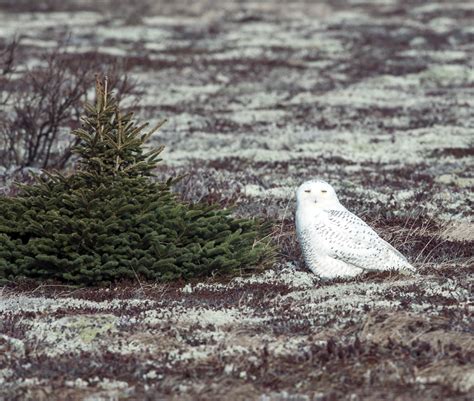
[295,179,415,279]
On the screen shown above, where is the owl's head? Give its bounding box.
[296,179,340,208]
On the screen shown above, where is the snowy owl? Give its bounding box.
[295,179,415,279]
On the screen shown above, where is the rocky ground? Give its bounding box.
[0,0,473,400]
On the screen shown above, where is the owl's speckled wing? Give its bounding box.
[317,209,413,272]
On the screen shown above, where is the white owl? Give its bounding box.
[295,179,415,279]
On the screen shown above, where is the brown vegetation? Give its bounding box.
[0,39,138,172]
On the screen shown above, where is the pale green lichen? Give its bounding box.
[25,314,118,356]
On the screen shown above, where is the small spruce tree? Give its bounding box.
[0,78,274,285]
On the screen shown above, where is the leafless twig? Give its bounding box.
[0,38,140,172]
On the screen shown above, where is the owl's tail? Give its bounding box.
[397,259,417,275]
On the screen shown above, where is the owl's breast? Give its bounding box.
[296,213,331,258]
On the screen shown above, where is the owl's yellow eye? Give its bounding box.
[321,190,327,193]
[304,190,311,193]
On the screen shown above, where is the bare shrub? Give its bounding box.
[0,38,17,106]
[0,40,139,172]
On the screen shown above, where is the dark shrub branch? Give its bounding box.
[0,40,139,171]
